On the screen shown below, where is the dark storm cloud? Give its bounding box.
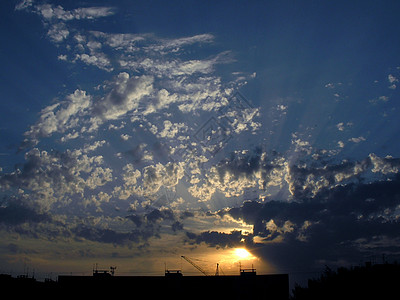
[73,225,152,245]
[179,211,194,220]
[216,146,264,178]
[186,230,245,248]
[188,173,400,270]
[146,208,175,223]
[171,221,184,232]
[122,206,187,240]
[1,148,81,191]
[127,208,177,226]
[0,200,50,225]
[126,214,143,227]
[6,243,39,255]
[74,209,182,245]
[214,147,288,186]
[212,147,400,202]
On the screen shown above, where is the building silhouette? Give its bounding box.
[0,267,289,299]
[58,267,289,299]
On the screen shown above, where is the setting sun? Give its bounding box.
[234,248,251,259]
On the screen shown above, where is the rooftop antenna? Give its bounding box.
[110,266,116,276]
[215,263,219,276]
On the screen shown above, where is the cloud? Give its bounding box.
[186,230,245,248]
[23,89,91,146]
[85,167,113,190]
[73,7,116,20]
[388,74,398,89]
[369,153,400,174]
[388,74,398,83]
[142,162,184,194]
[82,140,106,153]
[74,53,113,72]
[15,0,34,11]
[336,122,352,131]
[91,31,147,51]
[73,225,144,245]
[325,83,335,89]
[1,147,111,210]
[291,133,312,154]
[119,143,153,165]
[120,134,131,141]
[16,2,245,126]
[7,2,400,279]
[154,34,215,52]
[119,52,230,78]
[4,2,260,267]
[93,73,154,121]
[188,148,289,202]
[84,31,219,78]
[94,32,213,55]
[223,107,261,134]
[348,136,366,143]
[187,146,400,205]
[16,2,115,47]
[60,131,79,142]
[33,4,115,21]
[21,72,156,147]
[188,173,400,270]
[113,161,184,202]
[47,22,69,42]
[0,200,50,225]
[158,120,188,139]
[124,208,185,237]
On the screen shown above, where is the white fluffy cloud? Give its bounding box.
[158,120,187,139]
[74,53,113,72]
[348,136,366,143]
[336,122,352,131]
[9,1,265,248]
[388,74,398,89]
[34,3,115,21]
[370,153,399,174]
[0,147,111,211]
[90,73,154,127]
[25,89,91,144]
[15,0,33,10]
[113,162,185,201]
[185,147,400,205]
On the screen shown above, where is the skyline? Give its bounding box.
[1,0,400,282]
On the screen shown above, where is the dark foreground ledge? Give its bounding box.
[0,273,289,300]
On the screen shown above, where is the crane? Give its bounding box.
[181,256,208,276]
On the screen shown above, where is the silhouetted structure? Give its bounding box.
[291,262,400,300]
[58,270,288,299]
[0,268,288,299]
[0,273,58,297]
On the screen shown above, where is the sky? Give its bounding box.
[1,0,400,283]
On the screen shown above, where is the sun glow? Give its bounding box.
[234,248,252,259]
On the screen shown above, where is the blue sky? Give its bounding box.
[1,0,400,282]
